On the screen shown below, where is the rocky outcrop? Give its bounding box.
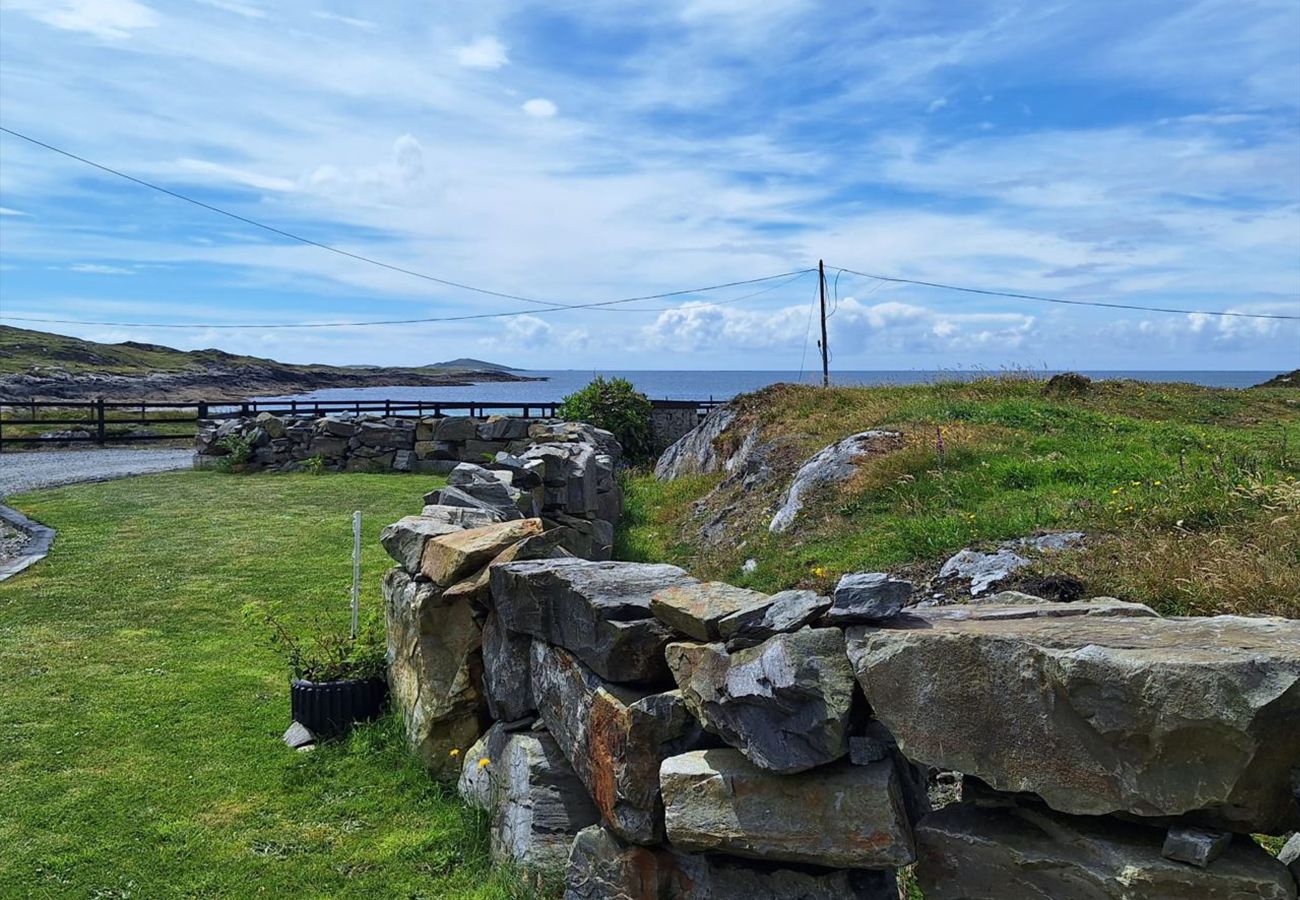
[491,558,696,684]
[653,405,737,481]
[846,606,1300,834]
[768,430,900,533]
[936,531,1085,596]
[916,801,1298,900]
[530,641,708,844]
[660,749,916,869]
[666,628,854,773]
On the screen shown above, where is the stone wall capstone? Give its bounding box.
[377,421,1300,897]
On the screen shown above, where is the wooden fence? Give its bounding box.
[0,398,720,451]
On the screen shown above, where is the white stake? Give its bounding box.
[351,510,361,640]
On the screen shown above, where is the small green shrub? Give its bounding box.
[214,432,255,472]
[302,455,327,475]
[558,376,655,462]
[242,601,386,682]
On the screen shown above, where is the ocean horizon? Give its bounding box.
[255,368,1286,405]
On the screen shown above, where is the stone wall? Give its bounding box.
[381,443,1300,900]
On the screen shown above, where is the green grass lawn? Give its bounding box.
[0,470,541,899]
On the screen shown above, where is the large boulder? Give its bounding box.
[382,567,485,774]
[768,430,899,533]
[491,559,696,684]
[715,588,830,648]
[481,612,535,722]
[825,572,912,624]
[660,749,915,869]
[378,515,463,573]
[652,405,737,481]
[530,641,708,844]
[915,801,1298,900]
[563,824,899,900]
[846,606,1300,834]
[665,628,855,773]
[420,518,544,586]
[457,723,600,871]
[650,582,769,641]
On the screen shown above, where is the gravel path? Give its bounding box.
[0,448,194,499]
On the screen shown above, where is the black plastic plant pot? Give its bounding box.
[290,677,387,740]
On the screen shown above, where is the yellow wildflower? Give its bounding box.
[478,757,490,769]
[449,748,460,757]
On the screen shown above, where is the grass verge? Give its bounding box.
[0,470,546,899]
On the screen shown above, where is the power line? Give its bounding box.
[830,264,1300,322]
[0,126,813,318]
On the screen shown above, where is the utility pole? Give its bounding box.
[818,259,830,387]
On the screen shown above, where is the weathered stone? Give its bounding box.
[530,641,708,844]
[479,416,530,441]
[383,566,484,773]
[254,411,286,439]
[434,416,480,441]
[418,503,507,529]
[716,589,830,647]
[666,628,854,773]
[414,417,439,442]
[846,607,1300,833]
[654,405,737,481]
[420,518,544,586]
[916,801,1298,900]
[769,430,900,533]
[826,572,912,623]
[379,515,463,572]
[1278,833,1300,884]
[938,531,1087,596]
[660,749,915,868]
[1162,825,1232,868]
[492,559,695,683]
[457,723,599,870]
[443,528,573,611]
[317,417,356,437]
[282,720,315,749]
[563,824,899,900]
[357,419,414,449]
[482,612,536,722]
[849,719,898,766]
[550,514,614,561]
[307,434,348,457]
[650,582,769,641]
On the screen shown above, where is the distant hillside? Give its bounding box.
[0,325,538,401]
[426,357,522,373]
[1255,369,1299,388]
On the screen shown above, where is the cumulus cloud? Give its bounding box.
[522,98,558,118]
[456,36,508,69]
[4,0,158,39]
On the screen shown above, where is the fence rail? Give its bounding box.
[0,397,720,451]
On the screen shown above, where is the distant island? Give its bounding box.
[0,325,540,402]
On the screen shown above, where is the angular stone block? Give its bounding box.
[419,518,544,587]
[916,802,1298,900]
[492,559,696,684]
[660,749,915,869]
[825,572,912,624]
[666,628,854,773]
[482,611,536,722]
[716,589,830,647]
[379,515,463,573]
[531,641,708,844]
[650,582,769,641]
[846,607,1300,834]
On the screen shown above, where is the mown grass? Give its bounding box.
[619,378,1300,617]
[0,470,549,899]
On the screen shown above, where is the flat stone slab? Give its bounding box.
[846,606,1300,834]
[563,824,899,900]
[660,748,915,869]
[916,801,1298,900]
[666,628,854,773]
[0,503,55,581]
[716,589,830,647]
[492,558,697,684]
[379,514,464,573]
[825,572,912,624]
[531,641,708,844]
[650,581,769,641]
[420,518,543,586]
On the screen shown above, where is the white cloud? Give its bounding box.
[312,10,377,31]
[175,159,297,192]
[927,97,948,113]
[455,36,508,69]
[67,263,134,274]
[196,0,264,19]
[522,98,558,118]
[0,207,28,216]
[3,0,158,39]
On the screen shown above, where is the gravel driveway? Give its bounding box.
[0,448,194,499]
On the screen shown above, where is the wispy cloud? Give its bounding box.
[455,35,508,69]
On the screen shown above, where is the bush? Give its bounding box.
[558,376,655,462]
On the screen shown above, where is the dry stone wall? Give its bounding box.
[379,425,1300,898]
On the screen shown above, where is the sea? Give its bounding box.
[254,369,1282,405]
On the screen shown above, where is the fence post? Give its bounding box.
[240,402,250,417]
[95,397,106,445]
[197,402,208,420]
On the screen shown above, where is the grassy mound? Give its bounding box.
[619,377,1300,618]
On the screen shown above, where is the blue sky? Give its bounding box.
[0,0,1297,371]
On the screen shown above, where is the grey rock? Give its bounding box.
[378,515,463,573]
[1162,825,1232,868]
[423,485,524,521]
[938,531,1086,596]
[768,430,900,533]
[318,417,356,437]
[550,514,614,561]
[666,628,855,773]
[826,572,912,623]
[307,434,348,458]
[849,720,898,766]
[650,581,770,641]
[418,503,508,529]
[457,724,599,871]
[254,412,286,439]
[478,416,530,441]
[447,462,511,487]
[282,721,315,749]
[357,419,414,449]
[562,824,899,900]
[1279,833,1300,884]
[492,558,693,684]
[716,589,830,647]
[482,612,534,722]
[660,748,915,869]
[916,801,1298,900]
[530,641,708,844]
[846,607,1300,834]
[654,405,737,481]
[434,416,481,441]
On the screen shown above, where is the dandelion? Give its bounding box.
[1153,480,1162,486]
[812,566,828,577]
[1110,488,1121,495]
[477,757,490,769]
[449,748,460,757]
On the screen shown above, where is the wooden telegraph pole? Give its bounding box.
[818,259,830,387]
